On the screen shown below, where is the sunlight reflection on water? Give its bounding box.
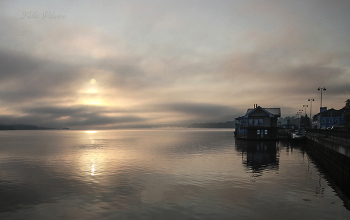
[0,129,349,220]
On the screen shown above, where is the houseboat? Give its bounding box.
[235,105,281,140]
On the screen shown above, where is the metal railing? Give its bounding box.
[306,128,350,143]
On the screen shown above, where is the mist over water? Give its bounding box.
[0,129,349,219]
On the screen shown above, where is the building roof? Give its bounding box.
[235,116,245,120]
[246,107,281,117]
[314,107,346,117]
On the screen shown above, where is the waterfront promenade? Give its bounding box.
[305,130,350,197]
[306,131,350,157]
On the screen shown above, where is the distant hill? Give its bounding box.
[187,121,235,128]
[0,124,54,130]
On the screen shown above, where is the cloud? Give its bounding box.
[0,50,39,79]
[0,50,82,103]
[1,0,350,126]
[155,102,238,121]
[0,101,240,128]
[220,28,350,89]
[0,105,146,129]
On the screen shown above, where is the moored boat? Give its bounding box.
[291,127,306,140]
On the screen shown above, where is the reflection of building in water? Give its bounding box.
[236,139,279,175]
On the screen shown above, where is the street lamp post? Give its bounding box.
[303,105,308,116]
[318,87,326,108]
[298,110,303,127]
[308,98,314,126]
[296,113,299,128]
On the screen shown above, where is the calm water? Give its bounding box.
[0,129,349,220]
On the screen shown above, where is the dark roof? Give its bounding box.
[246,107,281,117]
[235,116,245,120]
[315,108,345,116]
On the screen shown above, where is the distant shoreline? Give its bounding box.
[0,124,60,130]
[0,121,237,130]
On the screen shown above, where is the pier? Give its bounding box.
[305,129,350,196]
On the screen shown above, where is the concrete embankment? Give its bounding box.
[306,132,350,196]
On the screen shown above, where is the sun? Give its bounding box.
[90,78,96,85]
[77,78,106,106]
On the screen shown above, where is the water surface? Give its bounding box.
[0,129,349,219]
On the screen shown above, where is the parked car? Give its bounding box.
[330,126,343,130]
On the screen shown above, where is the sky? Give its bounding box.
[1,0,350,129]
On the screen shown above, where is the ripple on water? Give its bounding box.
[0,129,349,220]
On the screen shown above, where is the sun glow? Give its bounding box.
[83,99,104,105]
[77,78,107,105]
[85,130,97,133]
[90,78,96,84]
[87,88,98,93]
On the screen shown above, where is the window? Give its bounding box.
[322,119,326,123]
[323,112,330,117]
[249,118,264,126]
[257,130,260,134]
[329,119,333,123]
[254,119,259,126]
[265,130,268,134]
[332,112,342,117]
[335,119,339,123]
[259,119,264,126]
